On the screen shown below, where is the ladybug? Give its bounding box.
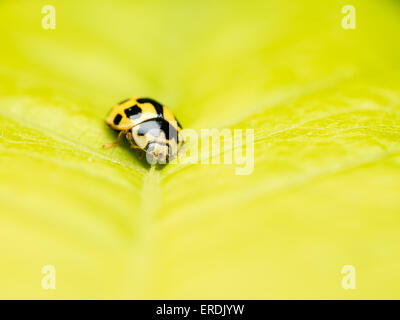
[104,97,183,164]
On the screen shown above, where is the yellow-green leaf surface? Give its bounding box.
[1,0,400,299]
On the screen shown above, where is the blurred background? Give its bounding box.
[0,0,399,298]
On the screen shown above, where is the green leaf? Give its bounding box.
[0,0,399,298]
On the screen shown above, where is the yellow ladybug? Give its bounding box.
[104,97,183,164]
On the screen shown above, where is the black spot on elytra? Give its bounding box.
[137,118,178,142]
[137,98,164,118]
[113,114,122,125]
[124,105,142,120]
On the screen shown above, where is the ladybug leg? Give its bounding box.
[124,130,144,159]
[103,130,126,149]
[125,131,141,150]
[128,138,143,159]
[125,131,144,158]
